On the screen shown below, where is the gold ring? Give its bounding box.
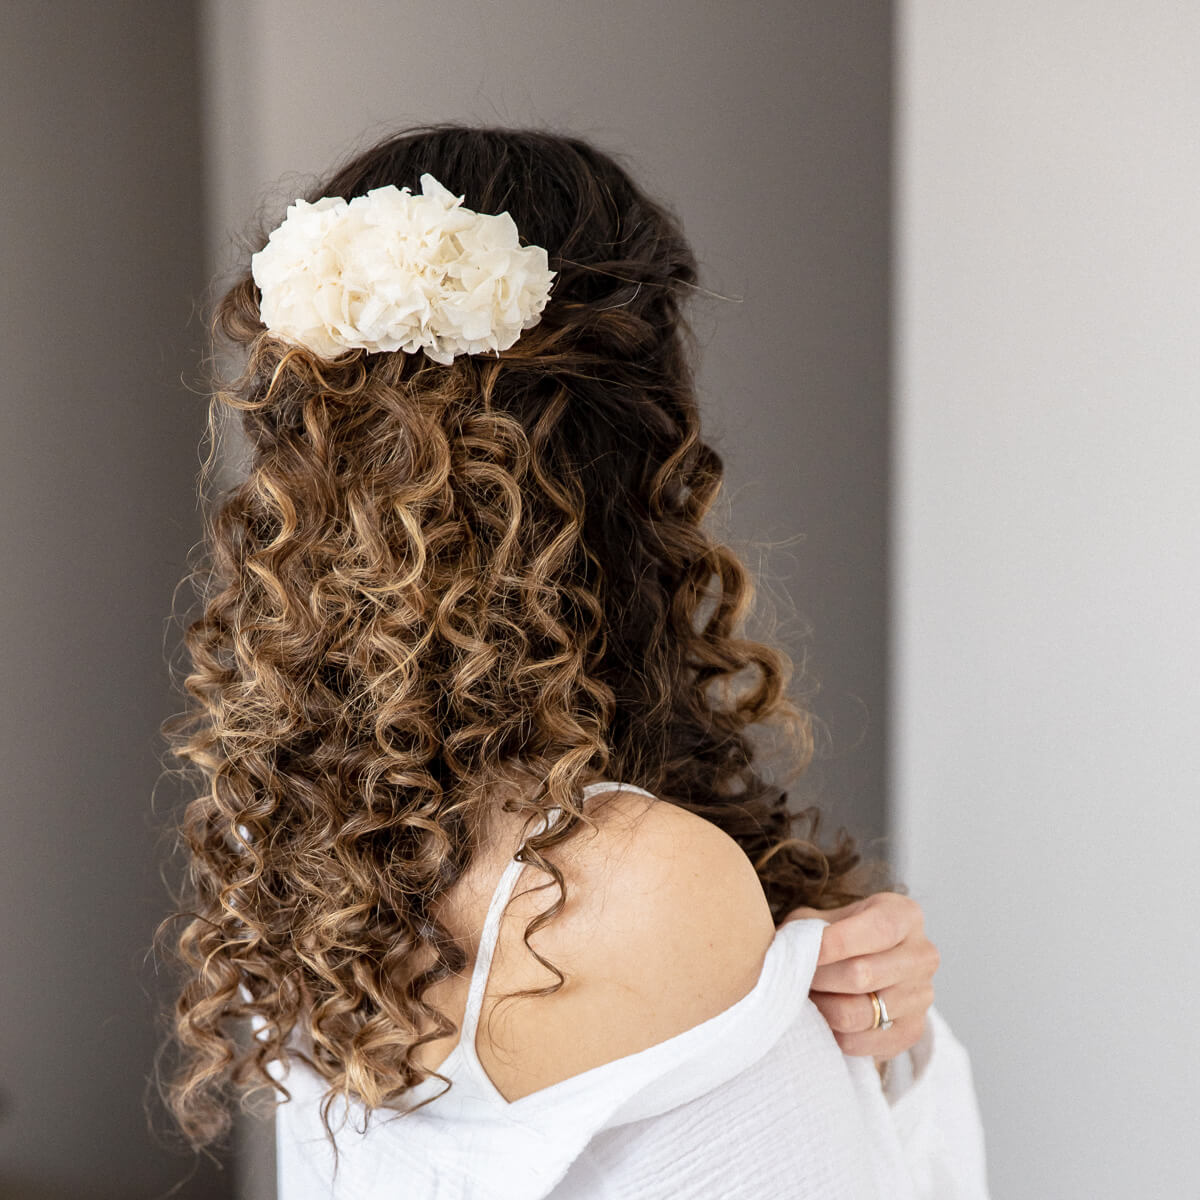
[869,990,883,1030]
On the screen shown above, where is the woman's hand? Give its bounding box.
[782,892,939,1067]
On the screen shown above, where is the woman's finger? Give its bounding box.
[814,893,922,966]
[833,1010,928,1059]
[810,938,932,996]
[809,979,933,1035]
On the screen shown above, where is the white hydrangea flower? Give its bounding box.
[250,173,557,365]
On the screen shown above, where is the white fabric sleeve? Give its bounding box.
[880,1006,992,1199]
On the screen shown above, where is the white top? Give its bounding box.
[269,781,991,1198]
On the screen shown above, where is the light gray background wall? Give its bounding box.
[0,2,232,1197]
[894,2,1200,1196]
[199,1,894,1194]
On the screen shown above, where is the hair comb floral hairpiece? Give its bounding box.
[250,172,557,366]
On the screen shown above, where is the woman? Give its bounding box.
[160,123,988,1197]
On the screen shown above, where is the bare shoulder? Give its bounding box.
[481,789,779,1099]
[568,789,779,1004]
[555,789,775,952]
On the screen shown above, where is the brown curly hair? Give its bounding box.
[156,122,894,1156]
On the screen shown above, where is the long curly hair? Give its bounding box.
[157,122,893,1155]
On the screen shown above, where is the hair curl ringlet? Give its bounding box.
[153,121,898,1169]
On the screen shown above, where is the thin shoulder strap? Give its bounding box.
[458,780,657,1048]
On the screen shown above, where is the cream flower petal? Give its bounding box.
[250,172,556,362]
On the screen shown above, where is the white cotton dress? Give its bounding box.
[269,781,991,1199]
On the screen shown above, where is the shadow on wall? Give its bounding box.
[0,2,232,1197]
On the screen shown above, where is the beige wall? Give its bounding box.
[0,2,231,1197]
[894,2,1200,1194]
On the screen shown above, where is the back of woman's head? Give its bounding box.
[160,122,885,1151]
